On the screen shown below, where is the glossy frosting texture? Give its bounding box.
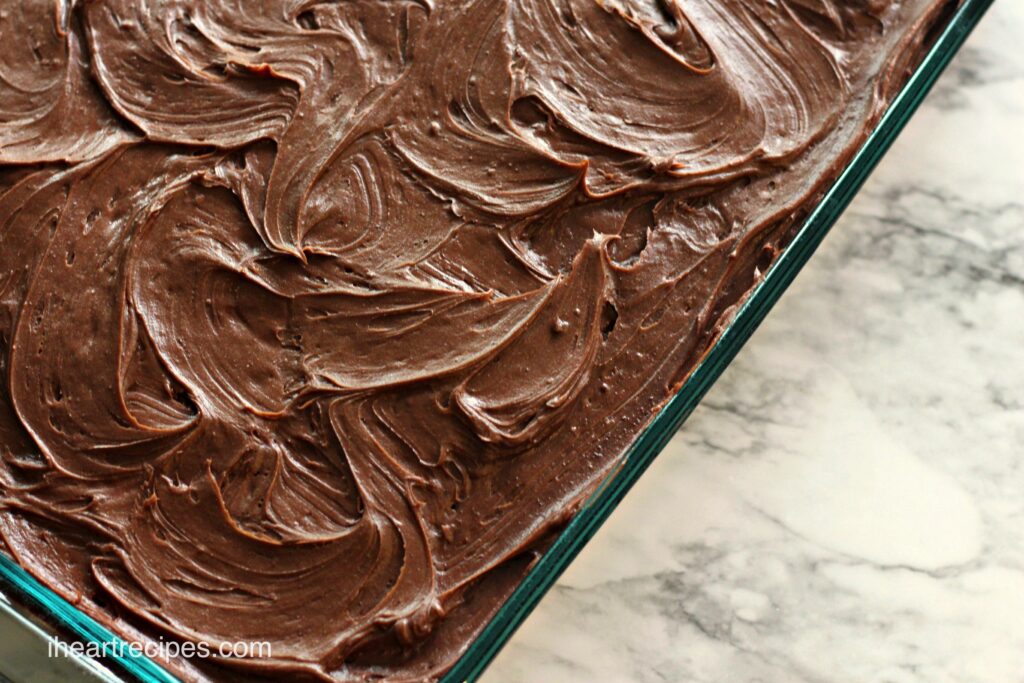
[0,1,951,680]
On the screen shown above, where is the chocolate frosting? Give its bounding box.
[0,1,952,680]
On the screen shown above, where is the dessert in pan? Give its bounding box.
[0,1,956,681]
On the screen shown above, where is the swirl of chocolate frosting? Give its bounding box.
[0,1,953,680]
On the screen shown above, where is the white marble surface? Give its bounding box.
[485,3,1024,682]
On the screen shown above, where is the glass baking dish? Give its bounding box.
[0,0,995,680]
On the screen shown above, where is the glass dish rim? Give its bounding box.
[446,0,994,677]
[0,1,995,680]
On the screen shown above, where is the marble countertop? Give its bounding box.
[485,3,1024,682]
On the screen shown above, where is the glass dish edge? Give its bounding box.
[0,1,995,680]
[442,1,995,681]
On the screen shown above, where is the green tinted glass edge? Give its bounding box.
[442,1,995,680]
[0,1,994,681]
[0,553,176,682]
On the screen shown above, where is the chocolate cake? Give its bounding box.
[0,1,954,680]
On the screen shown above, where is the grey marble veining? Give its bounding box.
[485,3,1024,682]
